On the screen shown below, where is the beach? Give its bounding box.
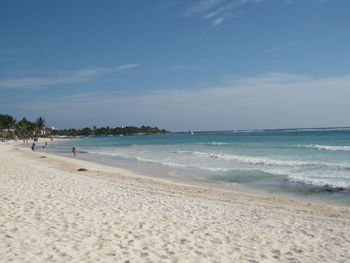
[1,142,350,263]
[43,131,350,205]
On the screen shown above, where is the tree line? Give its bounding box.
[0,113,168,139]
[53,125,168,136]
[0,114,45,139]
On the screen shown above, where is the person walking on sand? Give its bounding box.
[31,143,36,151]
[72,146,77,158]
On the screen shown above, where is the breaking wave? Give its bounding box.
[287,175,350,190]
[197,142,231,146]
[175,151,350,170]
[297,144,350,151]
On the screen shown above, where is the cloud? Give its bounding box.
[76,64,139,77]
[10,72,350,131]
[0,64,139,89]
[264,48,276,53]
[183,0,225,16]
[264,40,301,53]
[155,65,199,72]
[212,17,224,26]
[204,0,252,18]
[184,0,263,26]
[0,49,16,55]
[156,0,176,9]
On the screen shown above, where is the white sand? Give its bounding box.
[1,143,350,263]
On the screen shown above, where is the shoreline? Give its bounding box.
[1,142,350,262]
[76,152,350,209]
[27,138,350,209]
[9,140,350,213]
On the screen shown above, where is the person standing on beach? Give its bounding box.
[31,143,35,151]
[72,146,77,158]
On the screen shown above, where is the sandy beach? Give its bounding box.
[1,142,350,263]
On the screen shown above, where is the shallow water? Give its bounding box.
[44,128,350,205]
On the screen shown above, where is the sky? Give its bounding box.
[0,0,350,131]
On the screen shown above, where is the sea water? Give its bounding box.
[45,128,350,205]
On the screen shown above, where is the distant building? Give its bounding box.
[0,128,16,138]
[1,128,15,134]
[41,127,55,136]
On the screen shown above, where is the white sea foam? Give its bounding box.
[198,142,231,146]
[90,149,292,174]
[298,144,350,151]
[73,148,350,190]
[287,175,350,189]
[48,130,350,196]
[179,151,323,167]
[88,150,232,172]
[89,149,350,172]
[127,155,234,172]
[86,149,350,190]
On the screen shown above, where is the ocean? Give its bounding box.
[43,128,350,206]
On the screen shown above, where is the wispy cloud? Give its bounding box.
[264,47,277,53]
[264,40,301,53]
[183,0,225,16]
[184,0,263,26]
[0,49,16,55]
[12,72,350,131]
[156,0,176,9]
[0,64,139,89]
[155,65,199,73]
[286,41,300,47]
[76,64,139,77]
[212,17,224,27]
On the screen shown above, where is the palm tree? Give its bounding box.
[16,117,30,137]
[0,114,16,138]
[4,115,16,131]
[35,117,46,135]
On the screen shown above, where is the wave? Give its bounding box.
[187,151,308,166]
[197,142,231,146]
[79,149,350,190]
[89,148,350,171]
[297,144,350,151]
[287,175,350,190]
[233,127,350,134]
[87,150,233,172]
[295,127,350,132]
[87,149,297,175]
[177,151,350,170]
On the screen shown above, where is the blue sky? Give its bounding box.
[1,0,349,131]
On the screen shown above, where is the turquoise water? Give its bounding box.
[45,128,350,205]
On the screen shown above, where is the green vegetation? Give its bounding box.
[0,114,46,138]
[0,114,16,130]
[52,125,168,136]
[0,113,168,138]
